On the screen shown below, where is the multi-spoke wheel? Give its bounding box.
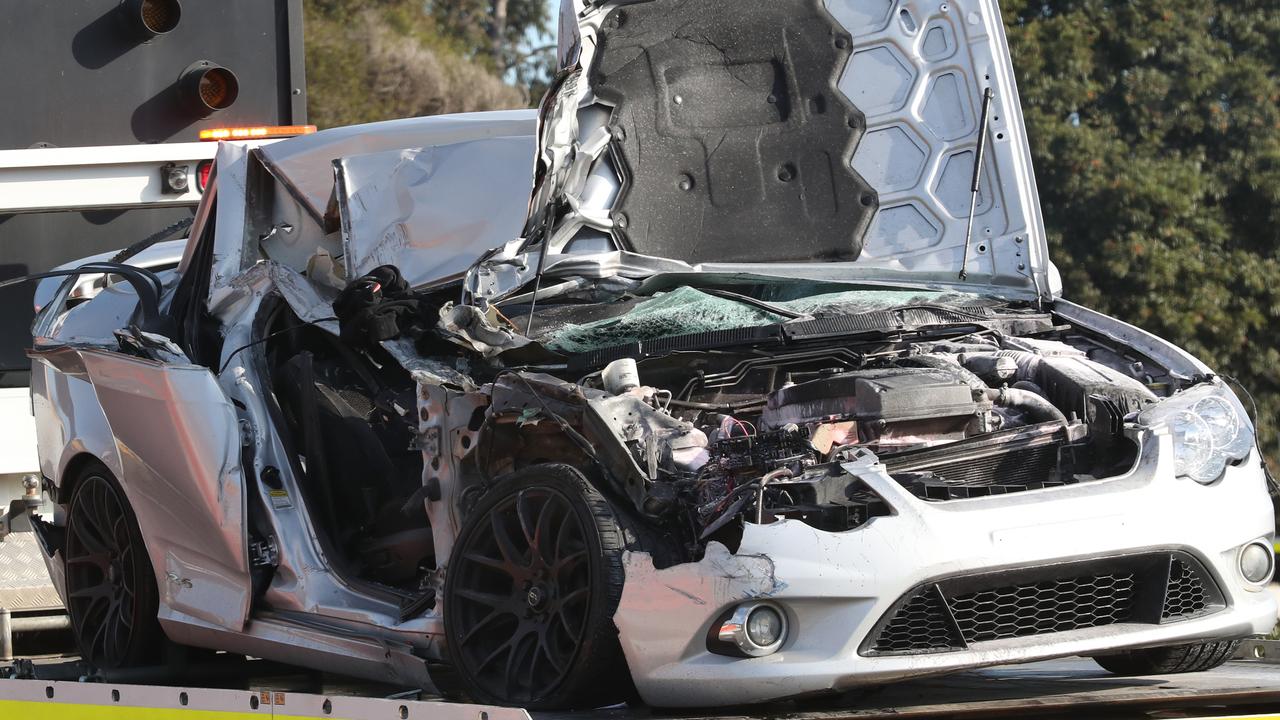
[64,464,162,669]
[444,464,630,709]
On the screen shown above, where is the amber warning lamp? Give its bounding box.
[198,126,317,142]
[180,61,240,117]
[119,0,183,40]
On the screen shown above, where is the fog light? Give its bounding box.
[715,602,787,657]
[1240,542,1274,585]
[746,605,784,647]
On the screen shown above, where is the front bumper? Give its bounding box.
[614,434,1277,707]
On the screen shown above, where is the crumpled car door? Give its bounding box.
[77,348,250,631]
[32,201,250,633]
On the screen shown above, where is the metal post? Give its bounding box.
[0,608,12,662]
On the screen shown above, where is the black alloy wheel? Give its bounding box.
[444,464,630,709]
[64,466,163,669]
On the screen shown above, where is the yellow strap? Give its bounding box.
[0,699,341,720]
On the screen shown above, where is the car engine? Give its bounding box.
[557,330,1160,552]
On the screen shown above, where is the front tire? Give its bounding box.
[1092,640,1241,675]
[64,463,164,669]
[443,464,630,710]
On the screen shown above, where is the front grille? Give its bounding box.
[949,571,1137,643]
[1163,557,1212,620]
[864,552,1224,656]
[872,587,963,653]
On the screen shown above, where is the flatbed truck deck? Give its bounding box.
[3,649,1279,720]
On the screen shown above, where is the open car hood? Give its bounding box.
[494,0,1053,300]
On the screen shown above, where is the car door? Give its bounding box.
[31,165,252,632]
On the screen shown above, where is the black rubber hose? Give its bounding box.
[901,354,988,393]
[1012,379,1047,396]
[985,387,1068,425]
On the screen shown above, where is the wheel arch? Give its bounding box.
[56,450,118,506]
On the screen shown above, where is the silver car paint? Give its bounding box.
[24,2,1273,704]
[335,135,536,289]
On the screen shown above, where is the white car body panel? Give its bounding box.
[614,440,1275,705]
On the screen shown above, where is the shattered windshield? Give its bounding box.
[518,284,1005,354]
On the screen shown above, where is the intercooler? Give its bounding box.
[881,421,1080,500]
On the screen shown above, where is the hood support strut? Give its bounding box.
[959,87,995,281]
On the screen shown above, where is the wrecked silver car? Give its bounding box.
[19,0,1276,710]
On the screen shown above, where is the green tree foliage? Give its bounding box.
[304,0,547,129]
[1002,0,1280,462]
[427,0,552,72]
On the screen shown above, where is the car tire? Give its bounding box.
[64,462,164,669]
[443,464,631,710]
[1092,640,1241,676]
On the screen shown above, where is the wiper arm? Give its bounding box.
[699,287,805,320]
[959,87,995,281]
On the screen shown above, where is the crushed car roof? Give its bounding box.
[257,110,536,223]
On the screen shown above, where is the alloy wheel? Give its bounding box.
[65,474,149,668]
[448,487,593,704]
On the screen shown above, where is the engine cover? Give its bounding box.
[763,368,979,428]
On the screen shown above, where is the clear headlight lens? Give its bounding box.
[1139,382,1255,484]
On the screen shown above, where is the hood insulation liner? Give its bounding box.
[591,0,878,264]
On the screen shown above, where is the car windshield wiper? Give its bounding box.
[698,287,805,320]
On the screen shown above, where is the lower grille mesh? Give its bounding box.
[866,552,1223,655]
[949,572,1137,643]
[1162,558,1211,620]
[871,587,963,653]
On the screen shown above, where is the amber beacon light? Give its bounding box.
[199,125,317,142]
[119,0,182,39]
[180,61,240,117]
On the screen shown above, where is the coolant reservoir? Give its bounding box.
[603,358,640,395]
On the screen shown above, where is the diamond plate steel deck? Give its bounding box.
[0,532,62,613]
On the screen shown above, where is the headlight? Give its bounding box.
[1139,382,1255,484]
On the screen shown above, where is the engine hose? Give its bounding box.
[901,354,988,393]
[985,387,1068,425]
[1012,379,1047,396]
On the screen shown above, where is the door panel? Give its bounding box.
[79,349,249,631]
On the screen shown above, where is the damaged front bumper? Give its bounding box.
[613,434,1277,707]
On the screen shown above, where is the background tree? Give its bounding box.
[1002,0,1280,465]
[304,0,551,129]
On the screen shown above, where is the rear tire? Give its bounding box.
[443,464,630,710]
[64,462,164,669]
[1092,640,1241,675]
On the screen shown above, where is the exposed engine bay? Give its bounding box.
[562,325,1159,551]
[259,270,1173,587]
